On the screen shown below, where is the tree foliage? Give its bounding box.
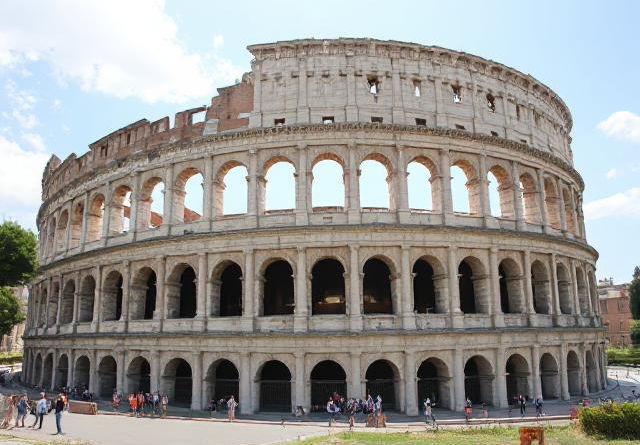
[0,287,25,338]
[0,220,38,287]
[630,266,640,320]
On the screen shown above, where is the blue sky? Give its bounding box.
[0,0,638,283]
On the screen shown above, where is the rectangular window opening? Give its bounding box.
[367,75,380,95]
[516,104,521,121]
[274,118,285,126]
[371,116,383,123]
[415,118,427,127]
[322,116,335,124]
[452,85,462,103]
[486,94,496,112]
[455,124,466,130]
[491,131,499,137]
[126,133,131,145]
[413,80,421,97]
[520,139,528,144]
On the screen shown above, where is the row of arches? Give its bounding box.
[41,152,584,259]
[33,253,599,328]
[27,347,602,412]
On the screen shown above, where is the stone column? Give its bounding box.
[92,266,102,331]
[495,346,508,408]
[345,59,357,121]
[294,352,305,413]
[400,246,415,329]
[349,244,363,331]
[89,349,98,394]
[570,260,580,316]
[396,145,410,221]
[557,180,568,235]
[239,352,252,414]
[560,343,570,400]
[50,349,58,391]
[55,276,63,331]
[347,143,361,223]
[196,253,207,320]
[478,155,492,225]
[532,345,541,399]
[511,161,525,230]
[154,256,166,327]
[203,155,214,227]
[120,261,130,331]
[489,247,504,327]
[246,149,258,226]
[67,349,75,392]
[453,348,465,411]
[349,351,363,400]
[242,249,255,332]
[439,149,453,224]
[404,350,418,415]
[128,172,140,239]
[162,164,174,228]
[116,350,125,394]
[295,143,309,225]
[550,253,561,318]
[294,247,308,333]
[580,344,588,395]
[190,351,203,410]
[150,350,160,394]
[448,246,463,328]
[537,169,550,233]
[79,192,90,250]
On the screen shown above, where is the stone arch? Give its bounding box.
[205,359,239,404]
[78,275,95,322]
[576,267,589,315]
[567,350,582,396]
[262,259,294,316]
[162,358,193,406]
[69,202,83,249]
[311,258,345,315]
[539,353,560,399]
[129,266,157,320]
[464,355,494,405]
[417,357,451,410]
[166,263,197,319]
[585,350,598,393]
[587,270,598,315]
[34,353,43,386]
[544,177,561,229]
[458,256,490,314]
[211,260,243,317]
[257,360,292,412]
[127,356,151,393]
[38,289,47,327]
[216,161,248,215]
[109,184,133,234]
[98,355,117,397]
[47,282,60,326]
[310,360,347,411]
[499,258,525,314]
[562,188,576,234]
[74,355,90,389]
[407,155,438,212]
[360,152,394,210]
[138,176,164,229]
[556,263,573,315]
[519,172,541,224]
[46,216,56,256]
[42,353,53,389]
[363,256,395,315]
[174,167,204,223]
[55,209,69,252]
[60,279,75,325]
[531,260,551,315]
[102,270,123,321]
[487,164,514,218]
[87,193,105,242]
[56,354,69,389]
[451,158,480,215]
[413,256,446,314]
[311,154,346,209]
[263,156,296,212]
[505,353,530,402]
[365,359,400,410]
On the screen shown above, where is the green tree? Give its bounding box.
[0,287,25,338]
[0,220,38,287]
[630,266,640,320]
[631,320,640,346]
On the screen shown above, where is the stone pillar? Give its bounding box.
[116,350,125,394]
[532,345,541,399]
[560,343,570,400]
[401,246,415,329]
[246,150,258,225]
[495,346,508,408]
[489,247,504,327]
[404,350,418,415]
[89,349,98,394]
[242,249,255,332]
[558,181,568,234]
[162,164,174,228]
[196,253,207,320]
[349,351,363,400]
[448,246,463,328]
[294,352,305,413]
[349,245,362,331]
[55,276,63,330]
[150,350,160,394]
[580,344,588,395]
[478,155,492,225]
[91,266,102,331]
[511,161,525,230]
[537,169,550,233]
[550,253,561,318]
[67,349,75,392]
[79,192,89,250]
[439,149,453,224]
[50,349,57,391]
[347,143,361,223]
[239,352,252,414]
[523,250,535,313]
[294,247,308,332]
[570,260,580,316]
[345,59,357,121]
[453,348,465,411]
[128,172,140,239]
[396,145,410,221]
[120,261,130,330]
[154,256,166,325]
[295,143,309,225]
[203,155,214,226]
[191,351,203,410]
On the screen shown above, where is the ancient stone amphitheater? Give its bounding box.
[23,38,606,414]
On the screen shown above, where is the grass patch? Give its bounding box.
[0,351,22,365]
[607,346,640,366]
[288,426,640,444]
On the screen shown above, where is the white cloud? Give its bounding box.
[584,187,640,220]
[0,1,242,103]
[212,34,224,49]
[11,109,37,129]
[22,132,46,151]
[597,111,640,143]
[605,168,619,179]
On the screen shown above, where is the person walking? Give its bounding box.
[161,394,168,418]
[36,393,47,430]
[518,395,526,417]
[53,394,65,435]
[534,396,543,417]
[226,395,237,422]
[15,395,27,428]
[423,397,436,426]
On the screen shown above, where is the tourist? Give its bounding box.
[534,396,543,417]
[464,397,472,422]
[129,393,138,417]
[153,392,160,416]
[423,397,436,425]
[0,395,15,429]
[136,392,145,417]
[15,395,27,428]
[27,399,38,428]
[112,391,120,411]
[161,393,168,418]
[481,401,488,418]
[36,392,47,429]
[53,393,65,435]
[518,394,526,417]
[346,399,356,430]
[226,395,237,422]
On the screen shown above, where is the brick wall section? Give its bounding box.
[599,284,632,346]
[206,73,254,131]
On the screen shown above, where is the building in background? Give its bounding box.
[0,286,28,353]
[598,278,631,347]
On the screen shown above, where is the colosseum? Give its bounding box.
[22,38,607,414]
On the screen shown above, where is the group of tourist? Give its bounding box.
[511,395,544,417]
[325,392,384,429]
[207,395,238,421]
[0,392,67,434]
[110,390,169,418]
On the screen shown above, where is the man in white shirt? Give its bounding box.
[36,392,47,429]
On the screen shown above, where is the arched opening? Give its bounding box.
[363,258,393,314]
[262,260,294,316]
[459,258,489,314]
[74,355,90,389]
[216,262,243,317]
[38,290,47,327]
[562,189,576,234]
[311,259,345,315]
[310,360,347,411]
[499,259,524,314]
[505,354,530,402]
[585,351,598,393]
[264,161,296,211]
[464,355,494,405]
[127,356,151,394]
[56,354,68,389]
[417,358,451,410]
[311,159,345,209]
[556,264,573,315]
[34,354,43,386]
[98,355,117,398]
[47,283,60,326]
[567,351,581,396]
[175,168,204,223]
[576,268,589,315]
[219,165,248,215]
[87,194,105,242]
[544,178,561,229]
[166,265,197,319]
[519,173,541,224]
[55,210,69,252]
[259,360,291,412]
[129,267,157,320]
[487,166,514,219]
[42,353,53,389]
[531,261,551,315]
[138,177,164,229]
[69,203,83,249]
[413,259,436,313]
[60,280,75,325]
[162,358,192,406]
[407,159,434,211]
[102,271,123,321]
[78,276,95,323]
[359,157,391,209]
[109,185,132,234]
[366,360,398,410]
[539,353,560,399]
[206,359,239,404]
[46,217,56,256]
[451,161,480,215]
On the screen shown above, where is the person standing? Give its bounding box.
[15,395,27,428]
[518,395,526,417]
[161,393,168,418]
[36,393,47,430]
[226,395,237,422]
[534,396,543,417]
[53,394,65,435]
